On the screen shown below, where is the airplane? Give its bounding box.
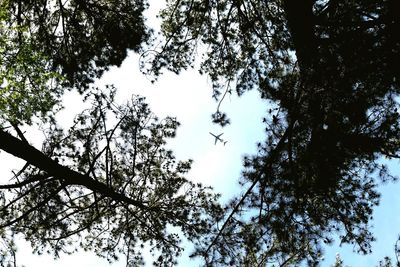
[209,132,227,145]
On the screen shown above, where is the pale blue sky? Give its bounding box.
[0,1,399,266]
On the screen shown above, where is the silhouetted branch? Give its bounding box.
[0,129,154,211]
[0,184,64,228]
[205,125,292,255]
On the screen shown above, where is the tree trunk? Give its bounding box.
[283,0,317,73]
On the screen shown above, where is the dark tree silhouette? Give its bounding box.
[0,1,221,266]
[148,0,400,265]
[1,0,400,266]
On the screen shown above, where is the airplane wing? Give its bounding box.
[210,132,224,145]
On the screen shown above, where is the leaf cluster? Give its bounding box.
[3,0,150,90]
[0,5,63,125]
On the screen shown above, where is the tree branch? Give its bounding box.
[0,184,64,228]
[205,125,292,255]
[0,174,48,189]
[11,123,28,144]
[0,129,154,211]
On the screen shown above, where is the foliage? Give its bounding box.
[0,0,151,125]
[0,236,18,267]
[1,0,399,266]
[149,0,400,265]
[0,89,221,266]
[3,0,149,90]
[0,3,63,125]
[0,1,222,266]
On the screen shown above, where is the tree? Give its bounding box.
[0,1,220,266]
[147,0,400,265]
[1,0,399,266]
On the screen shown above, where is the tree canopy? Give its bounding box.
[148,0,400,265]
[0,0,399,266]
[0,1,220,266]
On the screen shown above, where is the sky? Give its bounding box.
[0,50,267,267]
[1,1,400,267]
